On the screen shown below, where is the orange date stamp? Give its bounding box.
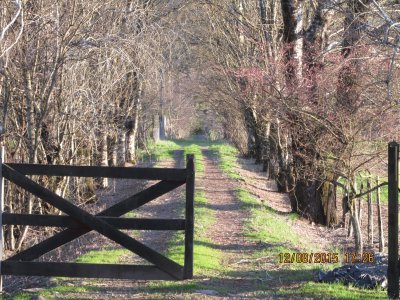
[278,252,375,264]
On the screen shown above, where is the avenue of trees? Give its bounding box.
[0,0,197,250]
[0,0,399,253]
[199,0,400,252]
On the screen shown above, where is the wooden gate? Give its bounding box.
[0,150,194,288]
[388,141,399,299]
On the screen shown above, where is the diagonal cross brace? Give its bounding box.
[3,164,184,279]
[7,179,183,263]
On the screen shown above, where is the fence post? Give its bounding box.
[184,154,194,279]
[367,179,373,246]
[376,176,384,253]
[388,141,399,299]
[0,147,4,293]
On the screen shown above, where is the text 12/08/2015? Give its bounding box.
[278,252,375,264]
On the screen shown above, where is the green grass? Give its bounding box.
[75,248,128,264]
[182,144,205,175]
[10,285,99,300]
[147,189,223,293]
[172,138,224,148]
[137,140,181,162]
[192,190,222,275]
[277,282,387,299]
[146,149,224,295]
[236,188,304,248]
[123,211,137,218]
[162,189,220,274]
[139,138,208,174]
[209,144,240,179]
[212,143,387,299]
[236,188,328,270]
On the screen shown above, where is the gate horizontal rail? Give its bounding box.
[7,163,187,181]
[0,150,195,289]
[2,214,186,230]
[2,262,173,280]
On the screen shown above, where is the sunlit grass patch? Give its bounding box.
[137,140,181,162]
[147,147,223,295]
[209,144,240,179]
[277,282,387,299]
[236,188,313,266]
[163,189,220,276]
[12,284,99,300]
[75,248,128,264]
[183,144,204,174]
[237,187,343,273]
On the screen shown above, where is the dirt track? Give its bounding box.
[4,148,389,299]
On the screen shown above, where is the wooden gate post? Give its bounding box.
[184,154,194,279]
[388,141,399,299]
[0,147,4,293]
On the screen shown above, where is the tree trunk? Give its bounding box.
[367,179,373,246]
[159,69,166,140]
[351,199,363,255]
[275,122,293,193]
[291,176,337,226]
[286,1,338,225]
[280,0,301,83]
[159,113,166,141]
[294,0,303,78]
[127,93,141,163]
[376,176,384,252]
[244,107,262,161]
[337,0,371,112]
[258,0,273,58]
[321,179,337,227]
[100,133,109,188]
[262,121,271,175]
[153,115,160,142]
[117,129,126,167]
[111,135,118,167]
